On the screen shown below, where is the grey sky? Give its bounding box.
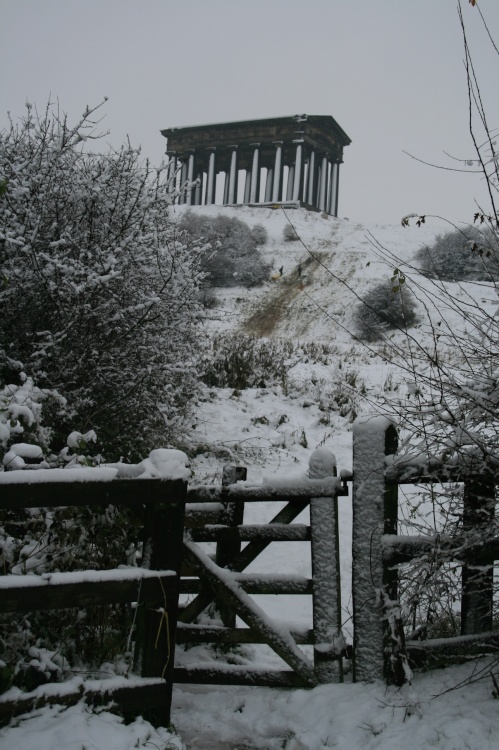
[1,0,498,227]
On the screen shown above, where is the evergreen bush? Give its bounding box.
[354,278,418,342]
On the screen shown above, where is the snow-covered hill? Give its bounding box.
[3,207,499,750]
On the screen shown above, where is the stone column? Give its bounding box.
[286,164,295,200]
[264,167,273,202]
[194,168,203,206]
[272,142,283,202]
[307,150,316,206]
[178,160,188,205]
[166,156,177,197]
[292,142,304,202]
[206,148,216,205]
[244,169,252,204]
[223,171,230,205]
[328,162,339,216]
[318,155,328,212]
[228,147,239,204]
[249,145,260,203]
[186,152,195,206]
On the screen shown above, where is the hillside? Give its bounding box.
[3,206,499,750]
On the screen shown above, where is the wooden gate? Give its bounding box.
[174,455,349,687]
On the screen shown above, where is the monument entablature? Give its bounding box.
[161,114,351,216]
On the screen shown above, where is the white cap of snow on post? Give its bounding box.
[308,447,336,479]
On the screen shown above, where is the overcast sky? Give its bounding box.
[1,0,498,227]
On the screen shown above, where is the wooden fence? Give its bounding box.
[0,476,186,727]
[352,415,499,685]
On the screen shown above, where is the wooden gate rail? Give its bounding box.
[0,476,186,727]
[352,415,499,686]
[176,471,347,687]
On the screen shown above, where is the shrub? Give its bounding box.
[283,222,300,242]
[250,223,268,245]
[0,102,204,460]
[416,226,499,281]
[180,211,271,288]
[354,278,418,342]
[201,333,292,389]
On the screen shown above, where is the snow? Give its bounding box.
[3,206,499,748]
[0,566,175,589]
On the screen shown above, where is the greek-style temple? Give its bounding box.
[161,114,351,216]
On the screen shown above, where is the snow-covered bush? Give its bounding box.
[0,102,204,459]
[250,223,268,245]
[354,278,418,342]
[416,226,499,281]
[283,222,300,242]
[200,334,293,390]
[180,211,271,288]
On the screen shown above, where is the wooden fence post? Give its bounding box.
[352,416,404,684]
[136,479,187,727]
[309,448,344,683]
[215,465,247,627]
[461,474,496,635]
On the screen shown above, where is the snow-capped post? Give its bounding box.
[309,448,344,683]
[215,465,248,627]
[461,474,496,635]
[352,416,407,685]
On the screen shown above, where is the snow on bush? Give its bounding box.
[354,278,418,342]
[180,210,271,288]
[416,225,499,281]
[0,101,204,460]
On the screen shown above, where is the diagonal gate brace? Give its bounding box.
[180,499,308,623]
[183,540,317,686]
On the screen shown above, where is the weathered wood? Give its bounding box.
[180,574,312,595]
[184,503,225,528]
[186,481,346,503]
[407,630,499,669]
[183,540,317,686]
[0,572,176,613]
[352,416,406,685]
[191,524,310,542]
[173,666,308,687]
[179,499,309,623]
[461,475,496,636]
[0,478,187,510]
[175,624,314,645]
[0,679,168,726]
[135,489,186,726]
[382,533,499,566]
[214,466,247,627]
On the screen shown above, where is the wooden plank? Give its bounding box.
[180,575,312,595]
[0,478,187,510]
[382,533,499,566]
[176,624,314,645]
[0,573,176,613]
[173,666,308,687]
[0,679,168,726]
[407,630,499,668]
[191,524,310,542]
[178,499,309,623]
[186,481,346,503]
[183,540,317,686]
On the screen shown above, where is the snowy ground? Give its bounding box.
[2,206,499,748]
